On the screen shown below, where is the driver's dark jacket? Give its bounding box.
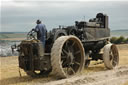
[35,23,47,46]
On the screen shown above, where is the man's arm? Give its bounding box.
[32,25,39,32]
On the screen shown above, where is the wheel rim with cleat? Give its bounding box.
[103,44,119,69]
[51,36,85,78]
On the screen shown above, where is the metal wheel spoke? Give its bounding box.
[115,52,118,57]
[61,50,64,55]
[65,41,69,48]
[112,59,117,64]
[109,51,113,60]
[69,66,75,74]
[61,59,67,66]
[112,59,117,65]
[71,41,75,47]
[74,61,80,66]
[74,50,80,55]
[62,49,69,55]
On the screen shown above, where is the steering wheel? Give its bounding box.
[27,29,37,40]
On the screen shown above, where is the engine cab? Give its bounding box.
[75,13,108,28]
[75,13,110,42]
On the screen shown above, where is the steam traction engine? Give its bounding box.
[17,13,119,78]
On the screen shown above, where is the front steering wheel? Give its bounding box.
[27,29,37,40]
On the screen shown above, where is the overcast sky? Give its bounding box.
[1,0,128,32]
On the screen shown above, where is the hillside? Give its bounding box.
[0,29,128,40]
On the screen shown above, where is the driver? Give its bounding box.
[32,20,47,47]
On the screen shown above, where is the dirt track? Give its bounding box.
[43,65,128,85]
[0,44,128,85]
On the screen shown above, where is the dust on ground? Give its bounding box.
[43,65,128,85]
[0,44,128,85]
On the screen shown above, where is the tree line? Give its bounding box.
[110,36,128,44]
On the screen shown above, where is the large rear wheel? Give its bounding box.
[51,36,85,78]
[103,43,119,69]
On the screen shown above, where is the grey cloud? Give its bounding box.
[1,1,128,32]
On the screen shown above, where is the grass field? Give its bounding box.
[0,44,128,85]
[0,33,27,40]
[0,30,128,40]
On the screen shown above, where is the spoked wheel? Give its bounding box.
[51,36,85,78]
[103,43,119,69]
[25,70,51,77]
